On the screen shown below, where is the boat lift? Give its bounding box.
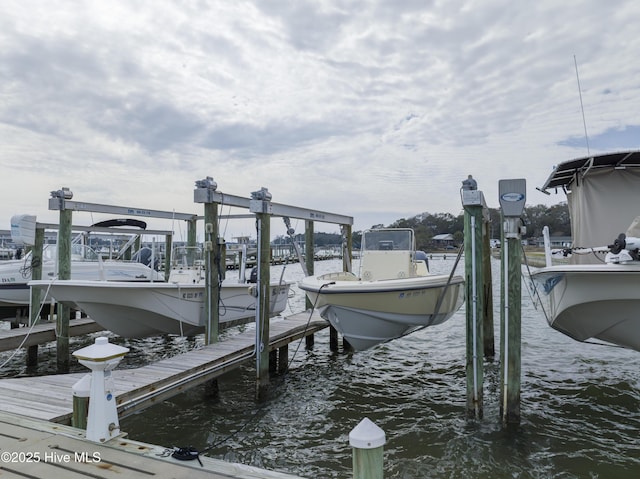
[47,181,353,399]
[194,177,353,399]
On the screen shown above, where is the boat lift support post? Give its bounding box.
[194,177,353,400]
[27,226,45,367]
[250,188,273,400]
[193,178,222,346]
[461,180,491,419]
[498,179,526,425]
[50,188,73,372]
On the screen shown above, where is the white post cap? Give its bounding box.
[349,417,386,449]
[72,374,92,397]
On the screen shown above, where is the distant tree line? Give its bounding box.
[276,203,571,251]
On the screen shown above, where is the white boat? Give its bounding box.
[298,228,465,350]
[530,150,640,352]
[29,246,292,338]
[0,244,164,307]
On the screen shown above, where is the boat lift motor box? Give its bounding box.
[10,214,37,246]
[499,179,526,238]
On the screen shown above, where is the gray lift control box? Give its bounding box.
[498,179,526,217]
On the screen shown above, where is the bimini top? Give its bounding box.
[539,150,640,192]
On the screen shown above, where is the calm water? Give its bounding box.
[1,257,639,478]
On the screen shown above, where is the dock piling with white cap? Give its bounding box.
[349,417,385,479]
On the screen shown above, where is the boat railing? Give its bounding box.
[317,271,358,282]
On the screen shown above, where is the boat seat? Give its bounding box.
[361,250,414,281]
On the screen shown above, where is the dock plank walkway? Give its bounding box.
[0,312,328,424]
[0,318,104,352]
[0,411,305,478]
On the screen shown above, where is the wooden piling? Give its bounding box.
[27,227,44,367]
[462,191,485,419]
[204,203,220,345]
[278,344,289,374]
[254,193,272,401]
[305,220,316,350]
[57,207,72,372]
[500,233,522,424]
[164,234,172,279]
[481,223,495,359]
[349,418,385,479]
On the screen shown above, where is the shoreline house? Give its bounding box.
[432,233,455,249]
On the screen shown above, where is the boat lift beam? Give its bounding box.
[194,187,353,226]
[36,223,173,237]
[48,198,197,222]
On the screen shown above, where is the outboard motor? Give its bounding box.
[248,266,258,283]
[415,250,429,271]
[606,234,640,263]
[132,247,160,271]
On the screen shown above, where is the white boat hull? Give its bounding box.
[29,279,292,338]
[530,264,640,351]
[0,260,163,307]
[300,274,465,350]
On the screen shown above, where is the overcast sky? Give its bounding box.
[2,0,640,242]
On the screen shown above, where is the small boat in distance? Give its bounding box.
[299,228,465,350]
[530,150,640,352]
[30,246,292,338]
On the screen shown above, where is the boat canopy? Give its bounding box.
[538,150,640,191]
[539,150,640,265]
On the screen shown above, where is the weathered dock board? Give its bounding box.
[0,318,104,352]
[0,410,305,478]
[0,313,327,424]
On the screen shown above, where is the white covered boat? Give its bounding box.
[299,228,465,350]
[29,246,292,338]
[530,150,640,352]
[0,244,164,307]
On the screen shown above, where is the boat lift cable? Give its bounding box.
[283,217,308,277]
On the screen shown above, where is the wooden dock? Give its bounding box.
[0,318,104,353]
[0,410,305,478]
[0,312,328,424]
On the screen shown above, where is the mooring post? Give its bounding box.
[305,219,317,349]
[27,226,45,367]
[461,178,485,419]
[163,234,172,279]
[50,187,73,372]
[498,179,526,425]
[278,343,289,374]
[250,187,273,401]
[187,217,197,248]
[342,223,353,274]
[72,374,91,429]
[482,222,495,359]
[340,223,354,351]
[349,417,385,479]
[194,178,221,345]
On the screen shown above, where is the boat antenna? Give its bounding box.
[574,54,590,155]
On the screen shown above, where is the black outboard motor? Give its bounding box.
[415,250,429,270]
[132,247,160,271]
[248,266,258,283]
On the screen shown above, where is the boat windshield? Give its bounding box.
[33,244,101,262]
[171,246,204,269]
[361,229,414,252]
